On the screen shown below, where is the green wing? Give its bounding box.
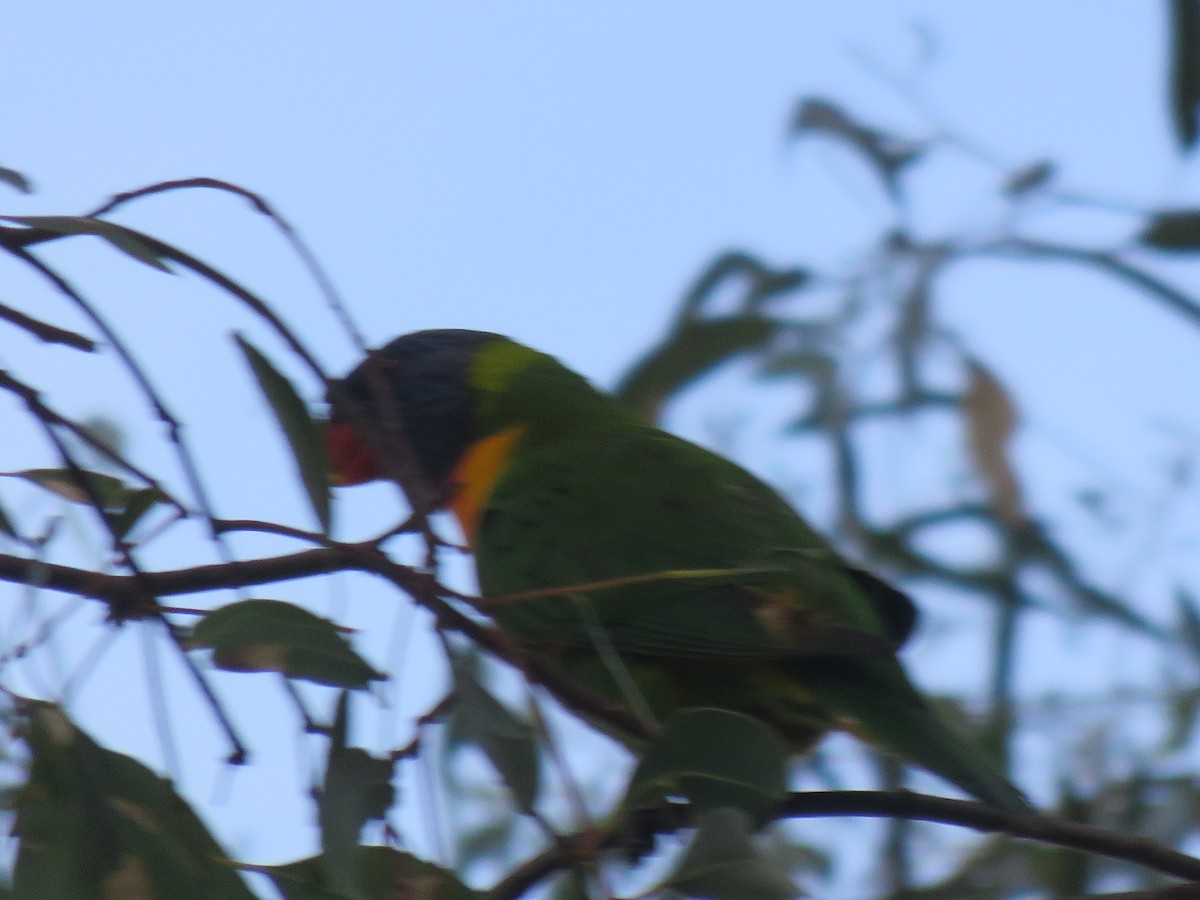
[477,426,909,660]
[475,425,1030,813]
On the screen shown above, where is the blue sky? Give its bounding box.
[2,3,1198,894]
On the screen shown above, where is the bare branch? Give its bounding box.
[0,542,656,743]
[780,791,1200,882]
[84,177,368,353]
[0,368,188,518]
[488,790,1200,900]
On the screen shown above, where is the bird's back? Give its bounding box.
[476,423,905,658]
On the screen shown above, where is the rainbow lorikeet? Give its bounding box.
[326,329,1028,812]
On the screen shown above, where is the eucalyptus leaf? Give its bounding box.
[13,701,255,900]
[269,847,483,900]
[319,693,397,895]
[3,215,171,271]
[2,469,168,538]
[236,334,331,532]
[107,486,168,539]
[193,599,384,688]
[0,166,32,194]
[5,467,128,506]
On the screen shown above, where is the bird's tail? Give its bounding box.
[795,660,1031,814]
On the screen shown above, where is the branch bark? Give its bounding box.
[489,790,1200,900]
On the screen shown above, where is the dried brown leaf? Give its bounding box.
[963,360,1023,524]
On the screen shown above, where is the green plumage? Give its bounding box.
[463,339,1029,813]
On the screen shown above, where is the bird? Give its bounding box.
[325,328,1029,813]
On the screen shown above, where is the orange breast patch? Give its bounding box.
[447,426,525,546]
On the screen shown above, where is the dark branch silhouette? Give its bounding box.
[489,791,1200,900]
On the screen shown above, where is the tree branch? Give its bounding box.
[976,237,1200,332]
[780,791,1200,881]
[1058,887,1200,900]
[488,790,1200,900]
[0,546,355,604]
[0,541,656,743]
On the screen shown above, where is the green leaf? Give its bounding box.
[623,708,788,823]
[1138,209,1200,251]
[456,818,518,871]
[5,467,129,506]
[107,486,168,539]
[544,872,591,900]
[236,334,331,532]
[12,700,256,900]
[654,808,800,900]
[1171,0,1200,151]
[447,652,540,812]
[318,694,397,895]
[0,166,33,194]
[268,847,483,900]
[193,599,384,688]
[2,215,172,271]
[2,469,168,538]
[615,316,779,422]
[6,469,166,539]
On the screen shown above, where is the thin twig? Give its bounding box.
[977,238,1200,332]
[0,249,248,761]
[0,368,188,518]
[6,231,330,734]
[83,177,368,353]
[210,518,334,545]
[25,383,247,762]
[141,620,182,781]
[4,245,227,547]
